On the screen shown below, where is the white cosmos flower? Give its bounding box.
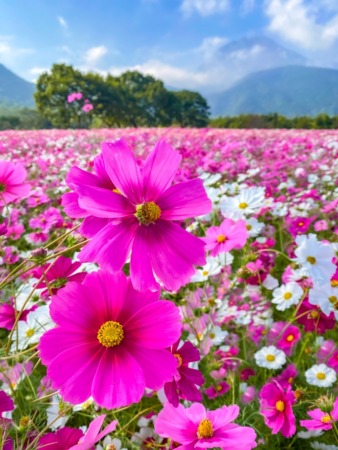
[272,282,303,311]
[309,283,338,319]
[96,436,127,450]
[298,430,323,439]
[220,186,266,219]
[262,274,279,290]
[207,325,228,345]
[245,217,264,237]
[311,442,338,450]
[294,234,336,284]
[11,305,53,351]
[254,346,286,369]
[46,395,70,430]
[305,364,337,388]
[191,255,224,282]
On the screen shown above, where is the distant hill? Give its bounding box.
[199,36,306,93]
[209,66,338,117]
[0,63,35,108]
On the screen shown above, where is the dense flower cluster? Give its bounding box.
[0,128,338,449]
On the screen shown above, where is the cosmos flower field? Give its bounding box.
[0,127,338,449]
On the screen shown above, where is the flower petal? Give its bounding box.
[128,346,178,390]
[102,140,143,204]
[130,225,159,292]
[158,179,212,220]
[77,185,134,218]
[91,347,145,408]
[148,220,207,291]
[142,140,182,201]
[124,300,181,349]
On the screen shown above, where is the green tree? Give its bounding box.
[34,64,86,128]
[173,90,210,127]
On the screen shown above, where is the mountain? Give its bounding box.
[209,65,338,117]
[199,36,306,93]
[0,64,35,107]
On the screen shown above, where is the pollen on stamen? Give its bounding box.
[197,418,213,439]
[275,400,285,412]
[174,353,183,367]
[97,321,124,348]
[307,256,316,265]
[216,234,227,243]
[135,201,161,225]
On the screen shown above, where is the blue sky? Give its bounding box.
[1,0,338,92]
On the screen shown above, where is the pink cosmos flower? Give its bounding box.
[33,256,87,297]
[38,270,181,409]
[38,427,84,449]
[204,382,230,399]
[82,103,94,113]
[241,386,256,404]
[275,364,298,389]
[276,325,301,356]
[300,398,338,431]
[0,390,14,432]
[69,415,117,449]
[296,298,336,334]
[203,218,248,256]
[64,139,212,291]
[259,380,296,438]
[0,301,36,330]
[164,340,205,407]
[155,402,257,449]
[0,161,30,205]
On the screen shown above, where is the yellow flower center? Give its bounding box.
[209,332,215,339]
[174,353,183,368]
[106,445,117,450]
[317,372,326,380]
[246,224,252,230]
[266,354,275,362]
[283,292,292,300]
[217,234,227,243]
[288,377,294,384]
[202,270,209,276]
[286,334,294,342]
[276,400,285,412]
[197,419,213,439]
[307,256,316,265]
[310,310,319,319]
[331,280,338,288]
[216,385,223,391]
[239,202,248,209]
[97,321,124,348]
[298,222,304,227]
[135,201,161,225]
[329,296,338,304]
[321,414,332,424]
[26,329,35,338]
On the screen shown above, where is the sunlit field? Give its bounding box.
[1,128,338,449]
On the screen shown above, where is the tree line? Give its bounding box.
[209,113,338,129]
[33,64,210,129]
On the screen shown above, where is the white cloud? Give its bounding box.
[57,16,68,29]
[0,36,34,69]
[181,0,230,16]
[265,0,338,50]
[109,60,208,88]
[29,67,49,76]
[83,45,108,67]
[197,36,229,60]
